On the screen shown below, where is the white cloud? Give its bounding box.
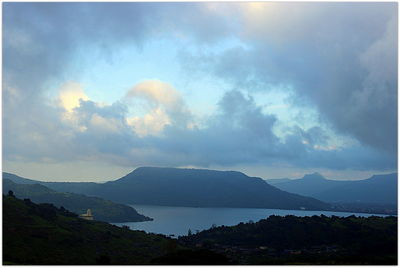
[127,80,182,109]
[58,82,89,112]
[89,113,121,134]
[127,108,170,137]
[125,80,194,136]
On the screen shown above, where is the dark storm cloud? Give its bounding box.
[179,2,398,156]
[3,2,156,94]
[3,2,232,91]
[143,90,395,170]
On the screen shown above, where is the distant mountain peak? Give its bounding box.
[301,172,326,181]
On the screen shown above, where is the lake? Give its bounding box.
[114,204,387,237]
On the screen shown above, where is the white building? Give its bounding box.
[79,209,94,220]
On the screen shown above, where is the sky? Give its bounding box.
[3,2,398,182]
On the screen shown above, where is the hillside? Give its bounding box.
[179,214,397,264]
[3,179,151,223]
[272,172,397,205]
[4,168,331,211]
[3,194,171,264]
[3,194,230,265]
[2,172,101,195]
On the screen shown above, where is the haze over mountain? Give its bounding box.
[271,172,397,205]
[266,178,292,185]
[3,168,330,211]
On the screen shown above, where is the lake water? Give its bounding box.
[114,204,387,237]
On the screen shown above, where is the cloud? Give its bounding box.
[58,82,89,112]
[126,108,171,137]
[125,80,193,136]
[89,114,121,134]
[144,90,394,171]
[179,2,397,156]
[3,3,397,177]
[3,79,395,172]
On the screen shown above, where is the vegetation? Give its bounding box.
[3,195,229,265]
[150,249,230,264]
[330,202,397,215]
[3,194,397,265]
[3,179,151,222]
[179,214,397,264]
[3,195,164,264]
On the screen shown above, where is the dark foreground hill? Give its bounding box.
[3,195,229,265]
[4,168,331,211]
[3,179,151,223]
[179,214,398,265]
[270,172,397,205]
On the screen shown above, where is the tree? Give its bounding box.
[188,229,192,236]
[8,190,14,197]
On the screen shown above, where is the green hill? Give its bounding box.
[3,179,151,223]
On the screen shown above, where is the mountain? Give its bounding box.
[3,168,331,211]
[271,172,350,197]
[2,172,101,196]
[3,172,39,184]
[313,173,397,204]
[272,172,397,205]
[79,167,330,210]
[3,179,151,223]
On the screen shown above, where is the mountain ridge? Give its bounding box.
[272,172,397,205]
[3,167,331,211]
